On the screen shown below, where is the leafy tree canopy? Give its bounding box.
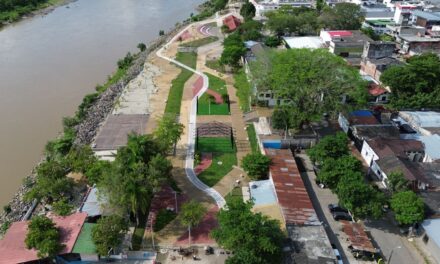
[92,215,128,257]
[25,216,64,259]
[52,198,74,216]
[212,197,284,264]
[380,53,440,109]
[308,132,349,164]
[320,3,364,30]
[242,153,271,180]
[255,49,366,128]
[336,172,385,219]
[391,191,425,225]
[265,6,320,36]
[387,171,409,194]
[318,155,362,189]
[240,0,256,20]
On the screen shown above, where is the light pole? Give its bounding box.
[387,245,402,264]
[173,191,178,213]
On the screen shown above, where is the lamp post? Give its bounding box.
[173,190,178,213]
[387,245,402,264]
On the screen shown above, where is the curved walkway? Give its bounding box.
[156,17,233,208]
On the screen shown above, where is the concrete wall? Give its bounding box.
[363,41,395,59]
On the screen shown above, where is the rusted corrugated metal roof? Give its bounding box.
[266,149,319,226]
[341,220,376,253]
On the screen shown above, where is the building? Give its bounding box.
[265,149,336,263]
[222,15,241,31]
[320,30,373,66]
[399,111,440,136]
[363,19,395,34]
[421,218,440,263]
[393,3,418,25]
[361,138,429,189]
[413,10,440,29]
[282,36,323,49]
[341,221,379,258]
[367,83,390,103]
[397,34,440,55]
[0,212,87,264]
[362,3,394,22]
[360,41,401,83]
[251,0,314,18]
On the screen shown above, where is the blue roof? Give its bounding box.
[249,180,277,206]
[413,11,440,21]
[422,219,440,247]
[351,110,373,117]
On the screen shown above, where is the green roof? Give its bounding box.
[72,223,97,254]
[368,20,393,26]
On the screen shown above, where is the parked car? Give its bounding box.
[331,244,343,264]
[332,211,353,221]
[328,204,349,213]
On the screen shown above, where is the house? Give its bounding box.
[265,148,336,263]
[368,83,390,103]
[341,221,379,257]
[421,218,440,264]
[362,3,395,23]
[398,111,440,136]
[397,34,440,55]
[222,15,241,31]
[393,3,418,25]
[363,19,395,34]
[251,0,314,18]
[320,30,373,66]
[360,41,401,83]
[413,10,440,29]
[361,138,429,189]
[0,212,87,264]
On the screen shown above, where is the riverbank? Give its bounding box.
[0,0,76,28]
[0,20,191,230]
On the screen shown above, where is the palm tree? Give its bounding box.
[180,200,207,246]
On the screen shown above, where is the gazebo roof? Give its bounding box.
[197,121,232,137]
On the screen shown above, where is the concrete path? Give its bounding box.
[156,15,238,208]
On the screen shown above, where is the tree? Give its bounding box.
[320,3,365,30]
[387,171,409,194]
[137,43,146,52]
[25,216,64,259]
[92,215,128,257]
[154,115,184,153]
[242,153,271,180]
[212,197,284,264]
[391,191,424,225]
[318,156,362,189]
[238,20,263,41]
[308,132,349,164]
[220,45,246,68]
[84,160,111,185]
[271,106,295,138]
[66,145,97,174]
[265,7,320,36]
[255,49,366,129]
[264,36,281,47]
[180,200,207,246]
[336,172,385,219]
[240,0,256,20]
[52,198,73,216]
[316,0,325,13]
[380,53,440,109]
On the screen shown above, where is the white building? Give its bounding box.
[251,0,315,18]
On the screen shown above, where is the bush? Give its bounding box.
[242,153,271,180]
[52,198,73,216]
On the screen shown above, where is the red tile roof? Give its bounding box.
[328,31,353,38]
[368,83,387,96]
[265,149,319,226]
[341,221,376,253]
[223,15,241,31]
[0,212,87,264]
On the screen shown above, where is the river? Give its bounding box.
[0,0,204,207]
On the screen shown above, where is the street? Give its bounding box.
[295,152,424,264]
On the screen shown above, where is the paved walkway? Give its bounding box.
[156,15,239,208]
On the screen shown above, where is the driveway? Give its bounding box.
[295,152,424,264]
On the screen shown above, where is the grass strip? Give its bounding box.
[197,72,230,115]
[131,228,145,250]
[197,137,235,153]
[165,52,197,115]
[233,68,252,112]
[247,124,259,153]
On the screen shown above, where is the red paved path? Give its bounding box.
[192,76,224,104]
[179,30,192,41]
[176,206,219,245]
[194,152,213,175]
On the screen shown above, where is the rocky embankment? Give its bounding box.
[0,22,189,228]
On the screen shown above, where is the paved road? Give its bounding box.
[296,153,424,264]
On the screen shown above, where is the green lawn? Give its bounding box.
[165,52,197,115]
[131,228,145,250]
[233,69,252,112]
[206,59,225,73]
[198,152,237,187]
[153,209,177,232]
[247,124,259,153]
[197,72,230,115]
[197,137,235,153]
[180,36,219,48]
[226,186,243,200]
